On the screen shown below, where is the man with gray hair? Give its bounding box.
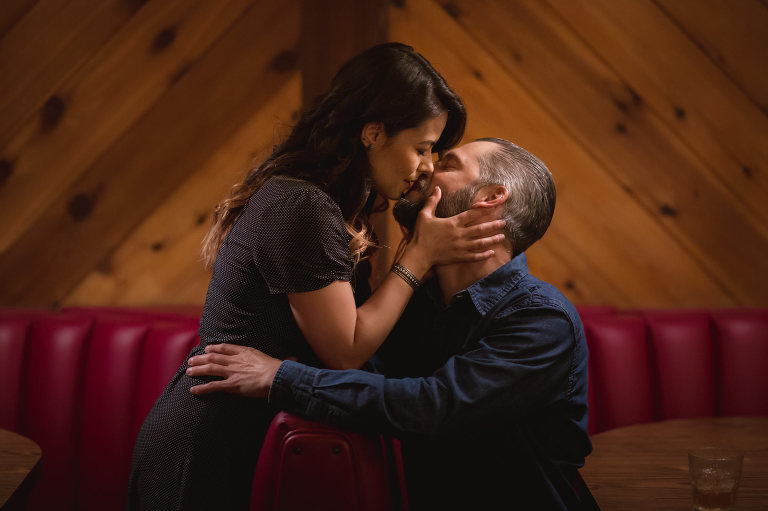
[394,136,555,259]
[187,138,598,510]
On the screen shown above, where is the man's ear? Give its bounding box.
[472,185,508,209]
[361,122,385,148]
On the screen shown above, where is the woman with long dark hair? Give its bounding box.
[128,43,504,510]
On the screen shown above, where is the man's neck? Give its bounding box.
[434,249,511,304]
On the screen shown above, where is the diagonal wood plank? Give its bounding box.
[655,0,768,115]
[0,0,37,38]
[0,0,299,307]
[300,0,388,105]
[0,0,253,255]
[0,0,142,148]
[390,0,737,307]
[548,0,768,240]
[443,0,768,304]
[64,75,301,306]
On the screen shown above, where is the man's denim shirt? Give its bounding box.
[270,254,593,509]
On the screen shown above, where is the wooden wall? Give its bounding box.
[1,0,766,309]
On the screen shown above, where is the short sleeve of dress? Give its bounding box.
[252,179,353,294]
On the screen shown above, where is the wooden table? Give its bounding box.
[581,417,768,510]
[0,429,41,508]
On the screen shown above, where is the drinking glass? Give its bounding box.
[688,447,744,511]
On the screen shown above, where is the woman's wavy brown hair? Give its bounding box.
[201,42,466,269]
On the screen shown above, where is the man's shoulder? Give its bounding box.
[495,272,583,330]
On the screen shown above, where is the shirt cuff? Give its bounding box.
[268,359,318,412]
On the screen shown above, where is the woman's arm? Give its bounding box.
[289,187,505,369]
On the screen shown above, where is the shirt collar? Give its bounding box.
[463,253,529,316]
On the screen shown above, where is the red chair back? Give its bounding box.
[251,411,405,511]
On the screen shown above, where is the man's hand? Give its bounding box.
[186,343,284,398]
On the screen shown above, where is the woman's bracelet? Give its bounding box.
[391,262,422,291]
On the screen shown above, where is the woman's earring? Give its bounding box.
[368,143,376,151]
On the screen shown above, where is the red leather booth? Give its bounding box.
[1,306,766,510]
[582,308,768,434]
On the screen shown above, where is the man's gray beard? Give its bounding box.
[392,184,479,233]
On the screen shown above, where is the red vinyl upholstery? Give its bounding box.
[23,313,93,510]
[644,311,716,420]
[131,324,200,438]
[583,315,654,433]
[250,411,405,511]
[1,308,200,511]
[0,311,35,432]
[713,310,768,416]
[1,306,766,509]
[584,309,768,434]
[78,319,151,511]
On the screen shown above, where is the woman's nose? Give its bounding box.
[418,157,434,176]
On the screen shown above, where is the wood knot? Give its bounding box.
[674,106,686,119]
[659,204,677,217]
[41,95,66,131]
[390,0,406,8]
[270,50,298,73]
[152,241,164,252]
[615,122,627,134]
[441,1,461,18]
[151,27,176,53]
[627,86,643,106]
[473,69,483,80]
[97,252,113,274]
[68,193,94,221]
[0,158,13,186]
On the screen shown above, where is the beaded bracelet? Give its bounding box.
[391,263,422,291]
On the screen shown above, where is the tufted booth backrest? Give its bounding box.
[583,309,768,435]
[712,309,768,416]
[0,308,200,511]
[2,306,767,509]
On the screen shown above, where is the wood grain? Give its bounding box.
[64,75,301,306]
[0,0,141,149]
[444,0,768,305]
[0,0,299,307]
[582,417,768,510]
[1,0,766,308]
[0,0,37,38]
[391,0,735,307]
[300,0,388,106]
[655,0,768,115]
[0,0,252,254]
[548,0,768,245]
[0,429,41,508]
